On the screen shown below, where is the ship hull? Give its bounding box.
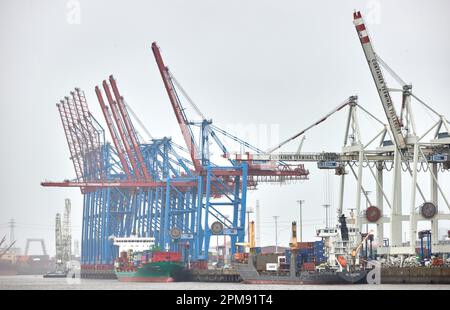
[0,261,18,276]
[0,269,18,276]
[241,271,368,285]
[116,275,175,282]
[235,263,368,285]
[115,261,184,283]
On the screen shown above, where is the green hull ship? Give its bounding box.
[114,236,186,282]
[115,261,184,282]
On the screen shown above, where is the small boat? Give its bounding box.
[43,271,68,278]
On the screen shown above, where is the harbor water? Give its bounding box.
[1,275,449,290]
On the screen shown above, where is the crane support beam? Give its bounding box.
[41,180,198,189]
[109,75,152,180]
[151,42,202,172]
[227,149,446,163]
[353,11,406,149]
[227,152,395,162]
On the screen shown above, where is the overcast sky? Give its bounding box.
[1,0,449,255]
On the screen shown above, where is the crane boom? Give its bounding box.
[70,91,97,179]
[109,75,152,180]
[151,42,202,172]
[73,89,104,178]
[63,98,89,178]
[351,230,374,269]
[353,11,406,149]
[103,81,143,179]
[95,86,132,179]
[0,240,16,258]
[57,102,84,182]
[352,231,373,258]
[266,98,353,154]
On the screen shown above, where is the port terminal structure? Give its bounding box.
[42,10,450,273]
[41,44,308,270]
[228,11,450,257]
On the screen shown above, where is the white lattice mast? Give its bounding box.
[63,199,72,261]
[55,213,64,271]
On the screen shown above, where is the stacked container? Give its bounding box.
[314,240,326,264]
[284,240,327,270]
[152,252,182,262]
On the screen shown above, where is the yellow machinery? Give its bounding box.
[351,230,374,268]
[234,221,256,262]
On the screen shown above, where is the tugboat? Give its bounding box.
[235,212,371,284]
[113,236,185,282]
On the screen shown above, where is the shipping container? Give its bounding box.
[302,262,316,271]
[152,252,181,262]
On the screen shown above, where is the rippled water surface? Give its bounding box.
[1,275,449,290]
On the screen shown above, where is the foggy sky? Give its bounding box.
[1,0,449,255]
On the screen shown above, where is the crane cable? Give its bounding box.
[376,54,408,87]
[378,54,441,117]
[266,97,353,154]
[169,71,206,120]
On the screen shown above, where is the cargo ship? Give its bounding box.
[235,213,370,284]
[113,237,185,282]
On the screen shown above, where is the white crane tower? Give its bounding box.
[227,10,450,258]
[352,11,450,255]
